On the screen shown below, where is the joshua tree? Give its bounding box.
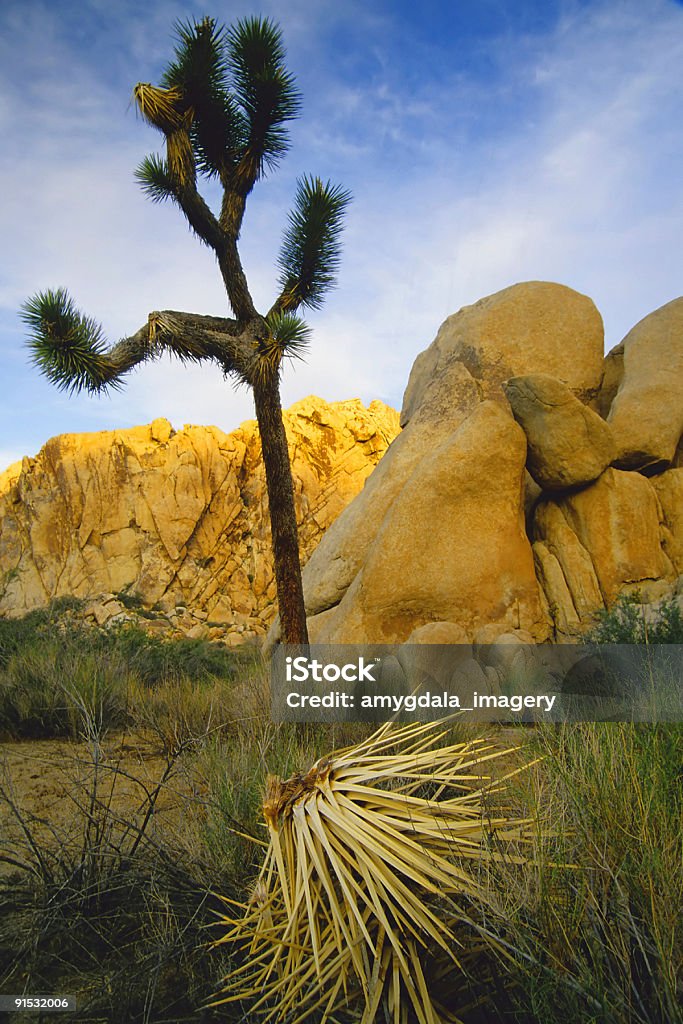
[21,16,351,644]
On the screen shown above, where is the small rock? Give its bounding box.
[186,623,209,641]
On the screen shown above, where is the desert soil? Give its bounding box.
[0,731,201,878]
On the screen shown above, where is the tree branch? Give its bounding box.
[145,308,256,380]
[269,176,352,317]
[22,284,267,394]
[174,182,226,251]
[133,83,226,253]
[219,189,247,238]
[217,243,260,323]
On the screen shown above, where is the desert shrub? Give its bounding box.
[0,666,331,1022]
[197,728,304,883]
[0,599,86,666]
[107,623,251,685]
[0,734,233,1022]
[191,665,373,888]
[0,642,131,739]
[128,672,244,755]
[588,592,683,644]
[0,608,260,739]
[211,720,538,1024]
[0,609,53,667]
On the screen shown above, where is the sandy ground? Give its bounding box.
[0,732,202,878]
[0,724,530,883]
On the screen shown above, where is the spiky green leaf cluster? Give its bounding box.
[226,17,301,183]
[277,177,353,311]
[243,314,311,387]
[134,154,176,203]
[21,289,113,395]
[160,17,241,182]
[136,15,300,196]
[133,16,350,317]
[265,311,311,360]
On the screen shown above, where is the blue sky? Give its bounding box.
[1,0,682,470]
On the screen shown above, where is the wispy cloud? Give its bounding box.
[0,0,681,467]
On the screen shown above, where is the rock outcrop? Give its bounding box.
[606,297,683,472]
[532,468,675,631]
[0,398,399,642]
[269,281,683,646]
[4,280,683,649]
[306,401,548,644]
[400,280,604,425]
[652,469,683,574]
[301,361,483,619]
[544,469,673,605]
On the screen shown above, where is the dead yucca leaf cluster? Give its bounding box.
[211,720,532,1024]
[133,82,195,184]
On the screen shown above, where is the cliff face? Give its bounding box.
[0,397,400,642]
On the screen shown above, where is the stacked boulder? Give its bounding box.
[277,282,683,644]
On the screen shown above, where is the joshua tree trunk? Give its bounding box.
[253,375,309,644]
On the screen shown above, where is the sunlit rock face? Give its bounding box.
[605,297,683,472]
[268,282,683,646]
[0,397,399,643]
[4,281,683,649]
[400,280,605,425]
[304,401,550,644]
[503,374,615,491]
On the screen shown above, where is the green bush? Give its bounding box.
[0,608,54,668]
[107,623,250,685]
[0,644,130,738]
[588,591,683,644]
[0,609,259,739]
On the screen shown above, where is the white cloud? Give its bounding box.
[0,0,681,466]
[371,0,683,352]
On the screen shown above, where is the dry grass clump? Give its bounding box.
[212,719,532,1024]
[495,722,683,1024]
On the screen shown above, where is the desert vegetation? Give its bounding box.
[0,603,680,1023]
[22,15,353,644]
[4,4,680,1019]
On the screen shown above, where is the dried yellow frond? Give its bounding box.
[211,719,536,1023]
[134,82,186,132]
